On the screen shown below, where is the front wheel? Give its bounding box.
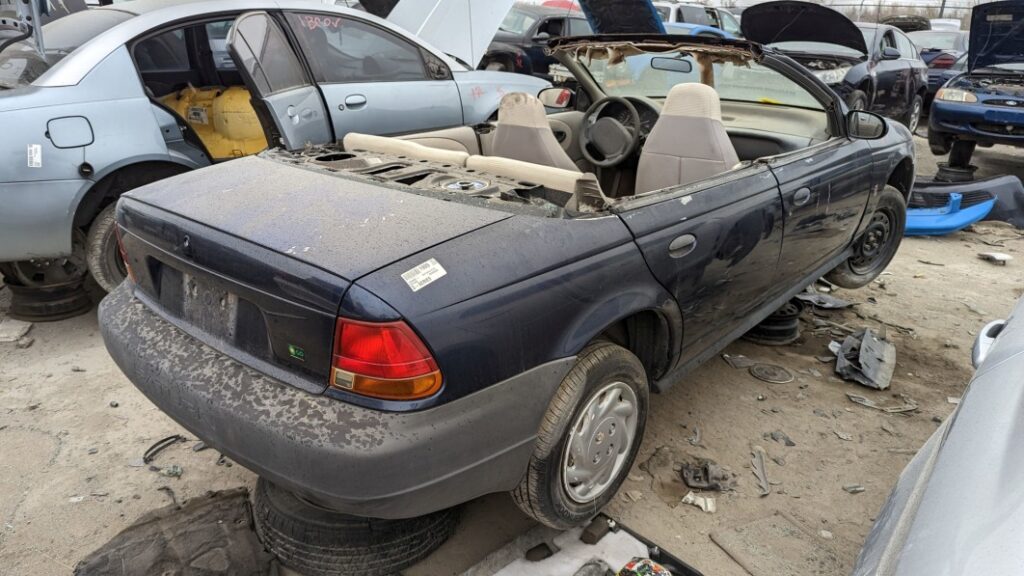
[847,90,868,112]
[512,342,648,529]
[825,185,906,289]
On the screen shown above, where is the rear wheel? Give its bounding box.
[252,478,458,576]
[825,185,906,289]
[86,203,127,293]
[903,95,923,133]
[512,342,648,529]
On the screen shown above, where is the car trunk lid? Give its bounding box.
[969,0,1024,71]
[740,1,867,55]
[118,155,511,394]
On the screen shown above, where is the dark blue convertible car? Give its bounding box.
[99,27,914,573]
[929,1,1024,166]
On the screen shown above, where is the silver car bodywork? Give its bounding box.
[853,296,1024,575]
[0,0,549,262]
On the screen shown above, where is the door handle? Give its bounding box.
[793,187,812,207]
[668,234,697,259]
[344,94,367,110]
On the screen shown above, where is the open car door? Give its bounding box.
[227,11,332,151]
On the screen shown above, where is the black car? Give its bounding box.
[480,4,592,78]
[743,1,929,131]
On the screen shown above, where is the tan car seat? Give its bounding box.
[490,92,580,172]
[636,83,739,194]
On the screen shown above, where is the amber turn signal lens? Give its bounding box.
[333,369,443,401]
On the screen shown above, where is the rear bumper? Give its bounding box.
[99,284,574,518]
[929,101,1024,146]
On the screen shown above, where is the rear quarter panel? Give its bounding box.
[355,214,676,405]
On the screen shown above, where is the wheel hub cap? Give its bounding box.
[562,381,639,504]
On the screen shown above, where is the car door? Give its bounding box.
[872,29,906,116]
[227,11,332,150]
[617,165,785,364]
[763,138,875,282]
[527,17,566,76]
[896,31,927,106]
[284,11,462,138]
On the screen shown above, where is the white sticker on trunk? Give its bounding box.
[401,258,447,292]
[27,144,42,168]
[187,106,209,125]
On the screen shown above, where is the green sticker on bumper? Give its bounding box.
[288,344,306,362]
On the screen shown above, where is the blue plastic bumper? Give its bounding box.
[906,192,997,236]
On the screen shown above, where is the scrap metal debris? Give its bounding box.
[722,353,757,369]
[794,292,854,310]
[751,447,771,497]
[767,430,796,447]
[832,329,896,390]
[681,461,735,492]
[842,484,866,494]
[687,426,703,448]
[143,434,186,465]
[847,393,918,414]
[159,465,184,478]
[833,430,853,442]
[750,364,794,384]
[681,491,717,513]
[978,252,1012,265]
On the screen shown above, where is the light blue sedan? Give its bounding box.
[0,0,549,292]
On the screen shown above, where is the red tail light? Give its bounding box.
[331,318,442,401]
[114,225,136,284]
[931,54,957,69]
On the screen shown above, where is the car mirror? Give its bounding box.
[881,47,901,60]
[538,87,575,109]
[533,32,551,42]
[846,110,887,140]
[650,57,694,74]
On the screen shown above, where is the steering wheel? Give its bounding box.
[579,96,643,168]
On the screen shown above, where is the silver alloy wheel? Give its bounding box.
[561,381,639,504]
[909,99,922,133]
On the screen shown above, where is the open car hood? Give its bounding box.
[740,1,867,54]
[969,0,1024,70]
[387,0,517,68]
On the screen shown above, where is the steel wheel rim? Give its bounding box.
[850,210,893,274]
[562,381,639,504]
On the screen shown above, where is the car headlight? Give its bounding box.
[812,66,851,85]
[936,88,978,103]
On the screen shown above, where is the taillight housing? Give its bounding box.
[114,225,136,284]
[931,54,957,69]
[331,318,442,401]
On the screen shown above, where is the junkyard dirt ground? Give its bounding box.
[2,132,1023,576]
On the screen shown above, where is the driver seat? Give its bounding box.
[490,93,580,172]
[636,83,739,194]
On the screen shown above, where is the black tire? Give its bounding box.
[252,478,459,576]
[903,94,923,133]
[512,342,649,529]
[847,90,868,111]
[86,203,126,293]
[825,185,906,289]
[929,128,952,155]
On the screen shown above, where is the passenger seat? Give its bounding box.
[489,93,580,172]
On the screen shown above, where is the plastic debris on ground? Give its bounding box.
[618,558,673,576]
[831,328,896,390]
[847,393,918,413]
[721,353,757,369]
[978,252,1013,265]
[794,292,854,310]
[681,461,735,492]
[751,446,771,497]
[842,484,866,494]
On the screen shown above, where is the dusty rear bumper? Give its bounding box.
[99,284,573,518]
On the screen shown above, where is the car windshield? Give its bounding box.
[499,8,538,35]
[908,31,962,50]
[0,9,132,89]
[574,49,823,110]
[771,28,873,57]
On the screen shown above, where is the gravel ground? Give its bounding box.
[1,131,1023,576]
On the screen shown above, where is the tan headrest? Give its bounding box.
[497,92,550,129]
[343,133,469,166]
[662,83,723,121]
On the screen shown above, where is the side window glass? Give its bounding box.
[538,18,566,37]
[721,12,740,36]
[135,28,189,72]
[882,31,897,51]
[655,6,670,20]
[896,33,915,59]
[230,12,308,94]
[569,18,592,36]
[287,13,428,83]
[206,20,236,71]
